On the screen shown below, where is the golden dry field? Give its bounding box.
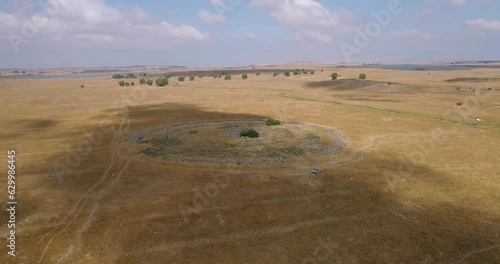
[0,65,499,263]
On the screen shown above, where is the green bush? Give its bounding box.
[80,85,85,88]
[309,71,315,75]
[131,82,135,86]
[155,78,168,86]
[265,119,281,126]
[273,72,280,77]
[331,73,338,80]
[164,73,172,79]
[359,73,367,80]
[284,71,291,77]
[113,74,125,79]
[119,80,125,86]
[124,82,130,86]
[240,129,259,138]
[178,76,185,82]
[242,73,248,80]
[256,72,261,76]
[126,73,136,78]
[224,75,232,80]
[293,69,300,76]
[189,76,195,81]
[139,78,146,85]
[146,80,153,86]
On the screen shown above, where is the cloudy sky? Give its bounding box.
[0,0,499,68]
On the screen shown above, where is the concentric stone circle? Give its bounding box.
[129,119,348,164]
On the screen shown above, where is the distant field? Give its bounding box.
[0,64,499,263]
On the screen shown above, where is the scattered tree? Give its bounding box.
[156,78,168,86]
[266,119,281,126]
[240,129,259,138]
[331,73,339,80]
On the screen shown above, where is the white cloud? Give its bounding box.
[466,19,500,32]
[198,10,226,25]
[246,32,257,39]
[449,0,467,7]
[0,0,209,47]
[250,0,351,27]
[388,30,438,41]
[250,0,355,43]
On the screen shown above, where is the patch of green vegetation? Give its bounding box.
[242,73,248,80]
[113,74,125,79]
[265,119,281,126]
[307,132,320,140]
[240,129,259,138]
[178,76,185,82]
[155,78,168,86]
[331,73,338,80]
[287,147,305,156]
[189,130,198,134]
[126,73,136,78]
[359,73,367,80]
[225,75,232,80]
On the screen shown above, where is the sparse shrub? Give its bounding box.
[321,69,324,72]
[124,82,130,86]
[287,147,305,156]
[146,79,153,86]
[240,129,259,138]
[284,71,291,77]
[256,72,261,76]
[178,76,185,82]
[242,73,248,80]
[331,73,338,80]
[265,119,281,126]
[456,102,463,106]
[224,75,232,80]
[164,73,172,79]
[189,130,198,134]
[309,71,315,75]
[113,74,125,79]
[119,80,125,86]
[155,78,168,86]
[139,72,147,76]
[456,87,460,90]
[131,82,135,86]
[126,73,136,78]
[222,71,227,76]
[359,73,367,80]
[273,72,280,77]
[487,87,493,90]
[189,76,195,81]
[293,69,300,76]
[139,78,146,85]
[80,85,85,88]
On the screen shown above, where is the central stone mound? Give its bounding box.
[129,119,347,164]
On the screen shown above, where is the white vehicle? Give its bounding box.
[312,168,323,173]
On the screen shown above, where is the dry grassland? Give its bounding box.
[0,65,499,263]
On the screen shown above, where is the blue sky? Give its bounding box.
[0,0,499,68]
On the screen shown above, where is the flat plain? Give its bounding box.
[0,64,499,263]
